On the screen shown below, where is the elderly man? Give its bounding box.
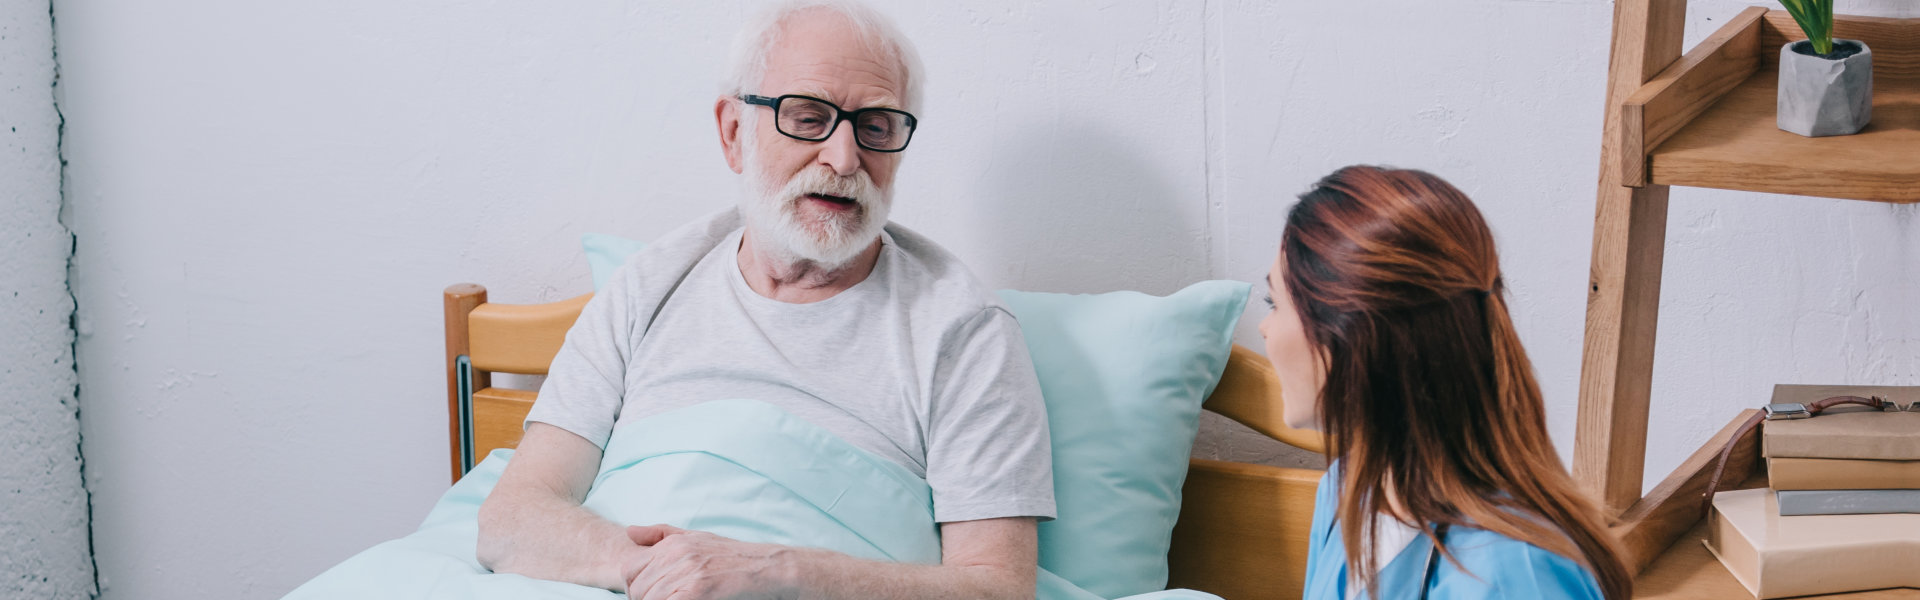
[474,2,1054,598]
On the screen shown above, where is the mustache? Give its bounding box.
[775,165,878,209]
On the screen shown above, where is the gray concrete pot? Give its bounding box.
[1777,39,1872,137]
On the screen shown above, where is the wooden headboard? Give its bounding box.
[443,284,1327,600]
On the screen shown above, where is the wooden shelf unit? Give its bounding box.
[1619,9,1920,202]
[1575,3,1920,598]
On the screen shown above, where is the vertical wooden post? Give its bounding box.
[1574,0,1687,513]
[444,284,489,484]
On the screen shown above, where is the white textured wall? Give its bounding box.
[0,0,92,598]
[53,1,1915,597]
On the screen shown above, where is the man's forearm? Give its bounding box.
[475,486,631,591]
[788,548,1033,600]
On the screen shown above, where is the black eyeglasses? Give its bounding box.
[740,94,918,153]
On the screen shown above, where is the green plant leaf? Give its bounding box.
[1777,0,1835,55]
[1774,0,1835,55]
[1820,0,1835,55]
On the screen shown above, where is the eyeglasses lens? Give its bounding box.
[773,96,913,151]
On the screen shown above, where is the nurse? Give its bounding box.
[1261,166,1631,599]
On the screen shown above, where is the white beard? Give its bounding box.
[736,140,892,271]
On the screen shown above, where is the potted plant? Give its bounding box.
[1776,0,1872,137]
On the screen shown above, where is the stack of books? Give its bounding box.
[1705,384,1920,599]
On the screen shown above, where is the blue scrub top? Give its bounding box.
[1303,469,1606,600]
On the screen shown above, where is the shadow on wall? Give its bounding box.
[969,119,1208,297]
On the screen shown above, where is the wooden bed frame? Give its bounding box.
[443,283,1328,600]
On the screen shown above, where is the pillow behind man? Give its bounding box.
[584,233,1249,597]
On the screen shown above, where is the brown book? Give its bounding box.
[1769,457,1920,490]
[1762,384,1920,461]
[1705,488,1920,598]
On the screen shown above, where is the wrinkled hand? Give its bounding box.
[614,525,676,594]
[622,525,799,600]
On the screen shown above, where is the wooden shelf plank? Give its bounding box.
[1613,410,1761,573]
[1635,12,1920,203]
[1620,7,1767,187]
[1649,72,1920,202]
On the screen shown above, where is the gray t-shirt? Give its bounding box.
[526,225,1056,523]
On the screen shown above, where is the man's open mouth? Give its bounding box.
[805,193,859,209]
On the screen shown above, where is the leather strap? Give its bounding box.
[1701,395,1886,516]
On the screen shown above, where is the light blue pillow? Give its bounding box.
[997,283,1247,597]
[582,234,1248,597]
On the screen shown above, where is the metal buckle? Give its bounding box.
[1765,403,1812,420]
[1884,398,1917,412]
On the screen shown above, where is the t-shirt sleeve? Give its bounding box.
[924,307,1056,523]
[523,262,636,449]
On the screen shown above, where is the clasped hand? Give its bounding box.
[619,524,802,600]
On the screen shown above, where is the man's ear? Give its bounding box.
[716,96,745,174]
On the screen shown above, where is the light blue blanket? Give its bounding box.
[287,400,1221,600]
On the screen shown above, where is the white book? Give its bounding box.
[1704,488,1920,598]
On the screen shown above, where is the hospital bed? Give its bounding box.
[442,283,1326,600]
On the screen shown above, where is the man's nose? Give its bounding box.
[816,120,862,177]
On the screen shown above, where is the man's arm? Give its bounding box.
[476,422,650,592]
[798,517,1038,600]
[623,517,1038,600]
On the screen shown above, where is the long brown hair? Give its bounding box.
[1280,166,1630,599]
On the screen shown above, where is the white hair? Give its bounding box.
[722,0,925,114]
